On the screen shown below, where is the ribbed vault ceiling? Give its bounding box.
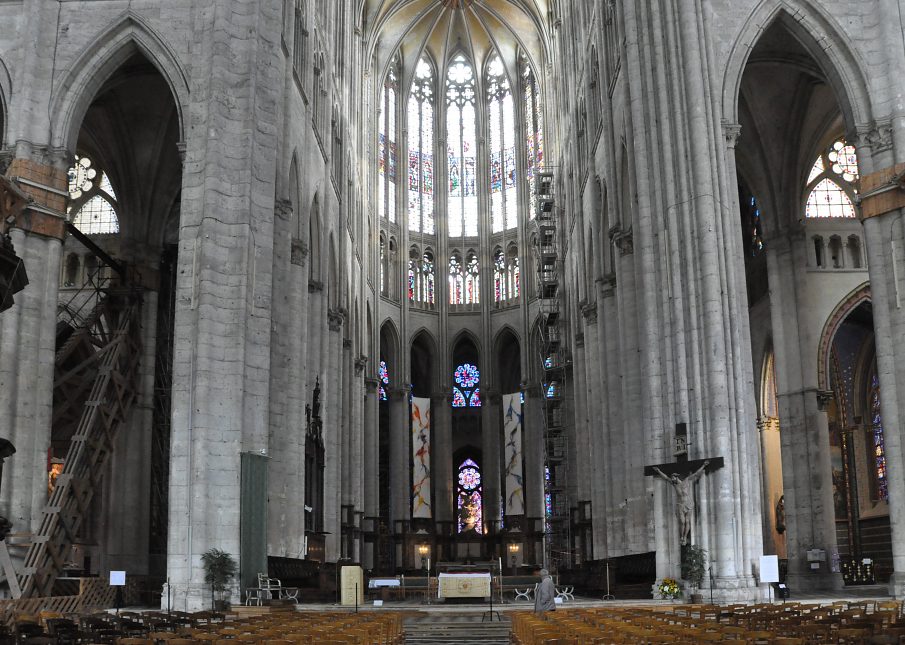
[364,0,550,86]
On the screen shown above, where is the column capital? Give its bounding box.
[815,389,835,411]
[609,225,634,256]
[309,279,324,293]
[328,308,345,331]
[721,121,742,149]
[581,301,598,324]
[354,354,368,374]
[364,377,380,391]
[291,239,309,266]
[274,198,293,221]
[855,118,893,155]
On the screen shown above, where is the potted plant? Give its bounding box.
[681,544,707,603]
[201,548,238,610]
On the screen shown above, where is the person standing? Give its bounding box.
[534,569,556,613]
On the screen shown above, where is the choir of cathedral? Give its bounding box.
[0,0,904,606]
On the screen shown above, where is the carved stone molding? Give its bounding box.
[343,338,353,349]
[857,119,893,154]
[597,273,617,299]
[275,198,293,222]
[291,239,309,266]
[309,279,324,293]
[328,308,345,332]
[364,377,380,392]
[610,226,634,256]
[722,121,742,149]
[581,301,598,324]
[575,332,585,347]
[816,389,835,412]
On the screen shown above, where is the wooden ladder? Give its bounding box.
[15,290,142,598]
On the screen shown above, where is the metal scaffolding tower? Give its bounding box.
[532,170,572,572]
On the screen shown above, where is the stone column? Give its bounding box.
[523,389,545,521]
[324,309,344,561]
[595,276,618,559]
[432,392,453,524]
[481,392,501,532]
[389,384,410,529]
[766,234,842,591]
[267,200,304,558]
[362,377,379,569]
[0,151,67,537]
[856,132,905,596]
[164,1,282,609]
[101,290,158,576]
[338,338,355,558]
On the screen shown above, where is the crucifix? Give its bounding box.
[644,423,723,546]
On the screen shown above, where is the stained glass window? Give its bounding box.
[67,155,120,235]
[447,55,478,238]
[544,464,552,536]
[869,372,888,501]
[449,254,464,305]
[508,252,520,299]
[494,249,506,302]
[378,360,389,401]
[487,55,518,232]
[408,257,417,302]
[452,362,481,407]
[409,250,435,306]
[805,139,858,218]
[465,252,480,304]
[523,57,545,218]
[379,237,387,295]
[457,458,483,533]
[378,62,398,223]
[494,248,519,303]
[408,57,435,234]
[422,252,435,305]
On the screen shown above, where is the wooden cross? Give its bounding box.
[644,424,723,546]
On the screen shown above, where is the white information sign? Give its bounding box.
[109,570,126,586]
[759,555,779,583]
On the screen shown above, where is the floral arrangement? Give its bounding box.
[657,577,682,599]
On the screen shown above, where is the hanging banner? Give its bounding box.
[411,397,432,518]
[503,393,525,515]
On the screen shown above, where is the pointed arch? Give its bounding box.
[50,10,189,150]
[0,54,10,146]
[410,329,438,398]
[308,193,322,283]
[817,283,871,391]
[494,325,522,394]
[288,153,302,239]
[721,2,872,130]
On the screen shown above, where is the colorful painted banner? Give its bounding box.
[503,392,525,515]
[411,397,432,518]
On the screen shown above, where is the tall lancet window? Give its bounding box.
[378,61,398,223]
[447,55,478,237]
[457,458,483,533]
[487,55,518,232]
[408,58,435,234]
[522,56,544,216]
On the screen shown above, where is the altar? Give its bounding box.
[437,572,491,599]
